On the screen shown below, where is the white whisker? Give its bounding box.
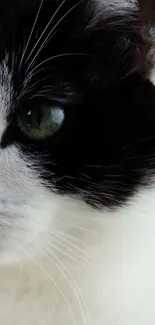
[42,247,90,325]
[48,236,89,271]
[55,227,96,253]
[19,0,44,69]
[27,0,84,72]
[27,52,87,80]
[24,66,48,87]
[3,232,76,325]
[26,0,67,68]
[56,219,103,237]
[49,228,95,263]
[8,221,95,263]
[5,223,91,271]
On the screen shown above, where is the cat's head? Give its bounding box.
[1,0,155,264]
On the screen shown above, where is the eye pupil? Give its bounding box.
[18,103,65,140]
[36,107,42,127]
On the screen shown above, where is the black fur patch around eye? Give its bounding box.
[1,0,155,208]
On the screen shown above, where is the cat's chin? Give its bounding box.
[0,241,42,266]
[0,249,26,266]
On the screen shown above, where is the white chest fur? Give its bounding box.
[1,187,155,325]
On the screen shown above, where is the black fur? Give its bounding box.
[1,0,155,207]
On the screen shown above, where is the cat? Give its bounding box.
[1,0,155,324]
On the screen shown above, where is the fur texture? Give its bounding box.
[91,0,137,19]
[1,0,155,324]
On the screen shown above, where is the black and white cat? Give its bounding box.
[1,0,155,324]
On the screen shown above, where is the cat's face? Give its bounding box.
[1,0,155,263]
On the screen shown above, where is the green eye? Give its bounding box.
[18,104,65,140]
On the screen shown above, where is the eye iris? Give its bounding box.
[19,105,64,140]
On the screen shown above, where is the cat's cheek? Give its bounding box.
[0,145,59,264]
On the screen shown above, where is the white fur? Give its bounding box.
[91,0,138,20]
[0,60,13,137]
[2,189,155,324]
[0,144,61,264]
